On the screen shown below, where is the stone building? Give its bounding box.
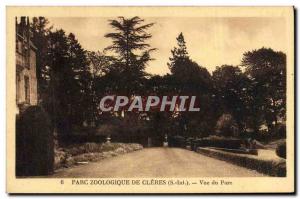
[16,17,38,113]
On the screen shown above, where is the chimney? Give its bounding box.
[20,16,26,26]
[26,17,30,27]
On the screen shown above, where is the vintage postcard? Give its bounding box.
[6,6,294,194]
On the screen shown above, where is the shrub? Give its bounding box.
[276,141,286,159]
[168,136,186,148]
[100,142,123,152]
[127,143,143,151]
[64,142,101,155]
[16,106,53,176]
[54,142,143,169]
[192,136,242,151]
[186,137,194,146]
[215,114,239,137]
[54,149,68,169]
[273,124,286,139]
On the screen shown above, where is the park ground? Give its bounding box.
[52,147,264,177]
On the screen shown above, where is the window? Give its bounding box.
[16,74,21,104]
[24,48,30,69]
[16,41,22,54]
[24,76,30,103]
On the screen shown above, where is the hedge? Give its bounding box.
[276,142,286,159]
[168,136,186,148]
[16,106,54,176]
[197,147,286,177]
[191,136,242,151]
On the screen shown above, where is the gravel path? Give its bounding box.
[52,147,264,177]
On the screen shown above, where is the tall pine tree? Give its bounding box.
[168,32,211,93]
[168,32,189,74]
[104,16,156,95]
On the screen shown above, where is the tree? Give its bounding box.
[242,47,286,133]
[212,65,250,132]
[30,17,52,99]
[86,51,115,123]
[46,29,70,135]
[168,32,189,73]
[167,33,214,137]
[87,51,114,77]
[104,16,156,95]
[66,33,93,126]
[168,33,212,93]
[45,30,93,139]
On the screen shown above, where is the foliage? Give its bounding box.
[29,17,287,145]
[16,106,53,176]
[54,142,143,169]
[276,141,286,159]
[192,136,242,150]
[272,124,286,139]
[31,17,52,96]
[87,51,114,77]
[168,32,189,73]
[212,65,250,132]
[104,16,156,95]
[165,33,215,138]
[242,48,286,133]
[31,25,94,137]
[168,135,186,148]
[168,33,212,93]
[215,114,239,137]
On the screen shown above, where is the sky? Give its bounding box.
[48,17,287,75]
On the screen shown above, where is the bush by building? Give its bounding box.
[16,106,54,176]
[276,141,286,159]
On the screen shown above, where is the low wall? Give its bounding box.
[208,147,258,155]
[197,147,286,177]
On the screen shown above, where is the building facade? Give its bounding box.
[16,17,38,113]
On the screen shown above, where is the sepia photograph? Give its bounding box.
[6,6,295,194]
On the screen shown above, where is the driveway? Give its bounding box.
[52,147,264,177]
